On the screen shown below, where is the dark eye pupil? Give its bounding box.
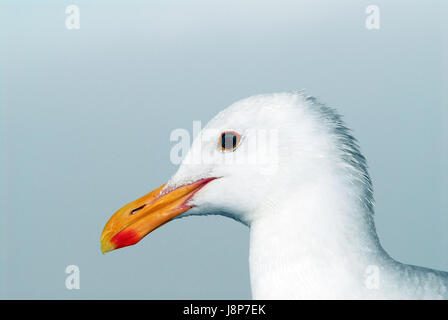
[221,133,237,150]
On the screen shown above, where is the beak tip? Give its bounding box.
[100,240,115,254]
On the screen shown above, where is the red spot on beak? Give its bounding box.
[110,229,140,250]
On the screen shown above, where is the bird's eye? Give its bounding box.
[219,131,241,151]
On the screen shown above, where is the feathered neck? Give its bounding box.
[248,169,389,299]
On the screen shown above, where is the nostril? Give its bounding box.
[130,205,146,215]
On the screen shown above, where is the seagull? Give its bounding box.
[100,92,448,299]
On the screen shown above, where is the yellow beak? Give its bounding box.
[100,177,217,254]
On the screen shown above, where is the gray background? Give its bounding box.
[0,0,447,299]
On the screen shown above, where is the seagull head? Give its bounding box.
[100,92,373,253]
